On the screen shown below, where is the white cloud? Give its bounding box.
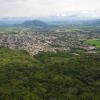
[0,0,100,18]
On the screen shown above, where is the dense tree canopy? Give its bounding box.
[0,48,100,100]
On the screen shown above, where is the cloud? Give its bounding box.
[0,0,100,18]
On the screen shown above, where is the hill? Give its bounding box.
[0,48,100,100]
[21,20,48,27]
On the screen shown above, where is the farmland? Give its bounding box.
[84,39,100,48]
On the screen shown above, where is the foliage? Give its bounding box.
[0,48,100,100]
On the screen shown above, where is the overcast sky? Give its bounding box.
[0,0,100,18]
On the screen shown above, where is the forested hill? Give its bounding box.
[0,47,100,100]
[21,20,48,27]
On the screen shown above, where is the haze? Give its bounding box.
[0,0,100,18]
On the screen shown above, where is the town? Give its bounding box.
[0,28,98,55]
[0,30,82,55]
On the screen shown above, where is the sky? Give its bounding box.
[0,0,100,18]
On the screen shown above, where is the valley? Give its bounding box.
[0,20,100,100]
[0,20,100,55]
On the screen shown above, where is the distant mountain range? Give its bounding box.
[0,17,100,27]
[0,19,49,28]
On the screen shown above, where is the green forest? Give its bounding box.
[0,47,100,100]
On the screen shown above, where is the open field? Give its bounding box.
[84,39,100,48]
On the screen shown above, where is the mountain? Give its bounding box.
[0,17,34,25]
[21,20,48,27]
[0,16,100,27]
[84,19,100,25]
[49,18,100,26]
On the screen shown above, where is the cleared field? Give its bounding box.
[85,39,100,48]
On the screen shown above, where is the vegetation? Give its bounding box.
[0,48,100,100]
[84,39,100,48]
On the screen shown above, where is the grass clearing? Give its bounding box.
[84,39,100,48]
